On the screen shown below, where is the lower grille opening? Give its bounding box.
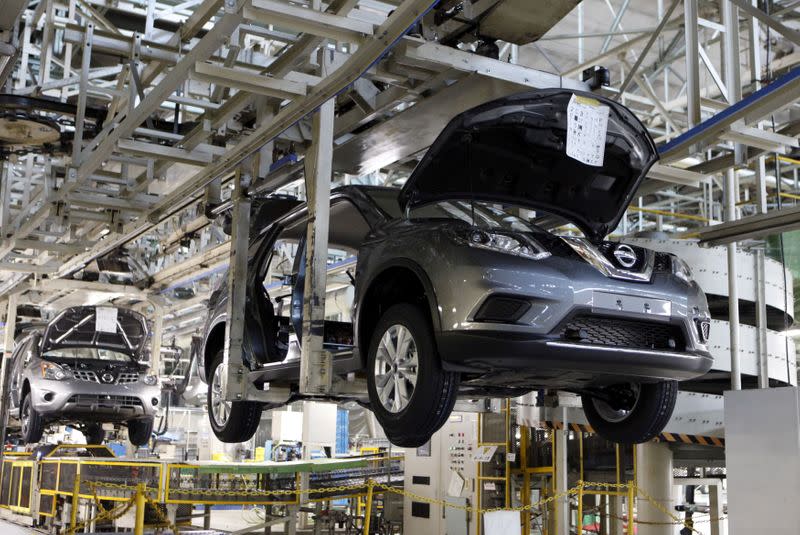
[560,315,686,351]
[67,394,143,409]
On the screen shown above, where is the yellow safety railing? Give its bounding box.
[53,475,726,535]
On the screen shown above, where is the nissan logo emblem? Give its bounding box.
[101,373,115,384]
[613,244,638,268]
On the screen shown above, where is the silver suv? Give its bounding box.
[7,306,161,446]
[201,89,713,447]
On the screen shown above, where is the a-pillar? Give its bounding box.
[635,442,674,535]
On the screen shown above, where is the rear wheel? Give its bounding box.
[127,418,154,447]
[581,381,678,444]
[207,351,263,443]
[84,423,106,445]
[367,304,459,447]
[20,395,44,444]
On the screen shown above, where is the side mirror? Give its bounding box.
[281,274,295,287]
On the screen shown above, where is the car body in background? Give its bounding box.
[7,306,161,446]
[200,89,713,447]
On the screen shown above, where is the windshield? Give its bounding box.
[43,347,136,362]
[364,188,583,236]
[410,200,545,233]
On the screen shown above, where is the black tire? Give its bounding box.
[84,423,106,445]
[20,395,44,444]
[367,303,459,448]
[127,418,154,447]
[581,381,678,444]
[207,351,263,443]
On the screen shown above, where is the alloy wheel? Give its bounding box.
[373,324,419,413]
[591,384,641,423]
[211,363,232,426]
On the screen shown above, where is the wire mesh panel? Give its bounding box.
[0,460,12,506]
[308,458,403,501]
[481,411,507,444]
[165,464,299,505]
[19,466,32,508]
[39,461,58,492]
[57,463,78,493]
[39,493,55,517]
[79,462,162,499]
[9,466,21,507]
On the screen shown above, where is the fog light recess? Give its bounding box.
[474,296,531,323]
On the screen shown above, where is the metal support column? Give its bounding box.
[755,249,769,388]
[555,407,569,535]
[299,95,335,395]
[708,483,723,535]
[223,164,253,402]
[72,22,93,164]
[150,298,165,376]
[634,442,673,535]
[0,294,18,466]
[683,0,700,127]
[723,0,743,391]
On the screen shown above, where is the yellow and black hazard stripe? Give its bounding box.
[542,421,725,448]
[659,432,724,448]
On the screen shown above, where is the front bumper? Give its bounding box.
[428,243,712,387]
[29,379,160,422]
[439,330,713,388]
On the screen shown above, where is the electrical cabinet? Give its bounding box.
[403,413,478,535]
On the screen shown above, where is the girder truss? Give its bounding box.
[0,0,798,361]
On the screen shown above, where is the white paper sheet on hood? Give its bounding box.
[566,94,610,167]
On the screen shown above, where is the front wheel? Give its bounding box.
[20,395,44,444]
[127,418,154,447]
[84,423,106,445]
[207,351,263,443]
[367,303,459,448]
[581,381,678,444]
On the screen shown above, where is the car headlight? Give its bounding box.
[458,228,550,260]
[671,255,694,283]
[143,374,158,386]
[41,362,69,381]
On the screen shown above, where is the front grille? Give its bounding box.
[654,253,672,272]
[117,373,139,384]
[560,315,685,351]
[73,370,99,383]
[67,394,143,409]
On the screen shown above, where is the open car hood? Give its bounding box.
[398,89,658,242]
[41,306,148,356]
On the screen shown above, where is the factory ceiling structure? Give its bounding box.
[0,0,799,532]
[0,0,796,339]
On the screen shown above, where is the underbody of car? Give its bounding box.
[7,306,160,446]
[201,89,713,447]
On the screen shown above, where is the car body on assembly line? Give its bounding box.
[7,306,161,446]
[201,89,713,447]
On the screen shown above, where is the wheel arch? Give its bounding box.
[356,259,441,368]
[203,321,227,381]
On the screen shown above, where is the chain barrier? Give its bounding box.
[144,494,180,535]
[66,494,135,535]
[64,478,724,534]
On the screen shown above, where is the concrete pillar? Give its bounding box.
[635,442,674,535]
